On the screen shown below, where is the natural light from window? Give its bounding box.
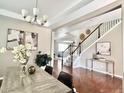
[58,43,68,52]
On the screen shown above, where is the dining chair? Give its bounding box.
[44,65,53,75]
[57,71,77,93]
[0,80,2,88]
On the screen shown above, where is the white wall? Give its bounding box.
[122,1,124,92]
[50,32,55,67]
[77,23,123,77]
[0,15,52,77]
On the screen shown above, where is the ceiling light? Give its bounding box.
[21,0,48,26]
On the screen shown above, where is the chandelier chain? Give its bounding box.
[35,0,38,8]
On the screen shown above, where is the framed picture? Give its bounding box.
[25,32,38,50]
[7,29,25,50]
[96,42,111,56]
[7,29,38,50]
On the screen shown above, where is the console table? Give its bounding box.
[0,67,72,93]
[86,58,115,77]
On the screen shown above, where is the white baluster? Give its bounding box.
[101,23,104,35]
[108,21,110,30]
[110,20,112,28]
[106,22,109,32]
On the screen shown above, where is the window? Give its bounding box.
[58,43,68,52]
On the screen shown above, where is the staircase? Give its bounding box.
[81,19,121,53]
[73,18,121,67]
[61,18,121,68]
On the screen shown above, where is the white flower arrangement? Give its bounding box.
[12,44,31,64]
[0,47,6,53]
[0,44,31,64]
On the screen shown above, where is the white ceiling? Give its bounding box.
[55,8,121,42]
[68,8,121,32]
[0,0,94,27]
[0,0,80,19]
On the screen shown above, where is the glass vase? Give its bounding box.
[20,60,28,78]
[20,61,28,86]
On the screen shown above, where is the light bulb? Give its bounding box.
[33,8,39,16]
[40,18,43,22]
[25,16,32,23]
[37,19,41,25]
[21,9,28,18]
[43,15,48,22]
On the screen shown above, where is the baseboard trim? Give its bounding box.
[74,66,123,79]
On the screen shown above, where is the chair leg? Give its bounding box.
[72,88,78,93]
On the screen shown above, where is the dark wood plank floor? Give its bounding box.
[53,60,122,93]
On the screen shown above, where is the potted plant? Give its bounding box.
[35,51,52,69]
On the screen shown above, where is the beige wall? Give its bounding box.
[122,0,124,92]
[78,23,123,77]
[0,15,52,77]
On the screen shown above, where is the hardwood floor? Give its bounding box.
[53,60,122,93]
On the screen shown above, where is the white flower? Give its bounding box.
[26,51,31,57]
[0,47,6,53]
[14,55,18,59]
[25,44,32,50]
[19,59,26,64]
[18,52,22,57]
[12,44,31,64]
[12,47,18,53]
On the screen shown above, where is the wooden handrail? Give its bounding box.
[62,42,75,53]
[72,23,103,54]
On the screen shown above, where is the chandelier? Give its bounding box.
[21,0,48,26]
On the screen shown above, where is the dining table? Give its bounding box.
[0,66,72,93]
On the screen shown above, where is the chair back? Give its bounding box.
[45,66,53,75]
[58,71,73,89]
